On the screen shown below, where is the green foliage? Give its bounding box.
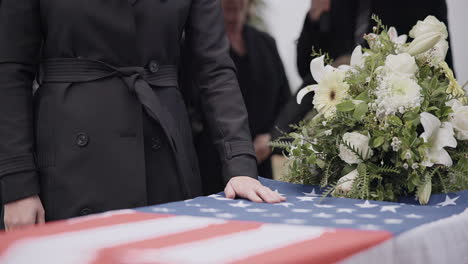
[272,15,468,204]
[311,47,334,65]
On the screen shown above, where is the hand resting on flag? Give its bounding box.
[224,176,286,203]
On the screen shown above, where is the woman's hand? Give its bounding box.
[4,195,45,231]
[224,176,286,203]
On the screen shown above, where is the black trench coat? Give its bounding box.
[0,0,257,221]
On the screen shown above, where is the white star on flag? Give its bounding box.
[357,214,378,219]
[229,201,251,208]
[199,208,221,213]
[186,203,204,207]
[312,212,334,218]
[284,219,307,225]
[303,189,321,197]
[274,189,286,197]
[355,200,379,208]
[246,208,268,213]
[384,218,403,224]
[437,195,459,207]
[296,196,317,202]
[209,194,233,201]
[151,208,174,213]
[336,208,356,213]
[314,204,335,208]
[275,202,294,208]
[405,214,423,219]
[380,205,400,213]
[215,213,237,219]
[214,197,234,201]
[335,219,355,225]
[359,224,381,230]
[262,213,283,218]
[291,209,313,213]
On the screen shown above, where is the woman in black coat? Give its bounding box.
[0,0,284,230]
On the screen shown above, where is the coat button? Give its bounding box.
[76,133,89,147]
[80,208,93,216]
[151,137,162,150]
[148,60,159,73]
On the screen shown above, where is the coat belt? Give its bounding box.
[39,58,189,196]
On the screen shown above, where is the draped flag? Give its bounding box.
[1,178,467,264]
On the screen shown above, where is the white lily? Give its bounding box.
[350,45,364,68]
[297,55,332,104]
[406,16,448,56]
[419,112,457,167]
[388,27,408,45]
[334,169,358,195]
[406,33,443,56]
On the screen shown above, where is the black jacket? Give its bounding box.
[192,25,290,194]
[0,0,257,220]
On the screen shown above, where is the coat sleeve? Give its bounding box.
[0,0,42,203]
[185,0,258,183]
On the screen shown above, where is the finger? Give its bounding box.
[36,209,45,225]
[264,187,287,202]
[245,190,263,203]
[256,187,281,203]
[224,184,236,199]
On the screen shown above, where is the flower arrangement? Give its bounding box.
[273,15,468,204]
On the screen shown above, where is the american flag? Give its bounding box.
[1,178,467,264]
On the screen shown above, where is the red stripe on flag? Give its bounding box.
[0,211,171,255]
[92,221,263,264]
[233,229,392,264]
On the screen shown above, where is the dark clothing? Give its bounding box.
[297,0,453,80]
[193,25,290,194]
[0,0,257,221]
[271,76,315,141]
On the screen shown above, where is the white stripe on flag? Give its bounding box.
[122,224,328,264]
[0,216,225,264]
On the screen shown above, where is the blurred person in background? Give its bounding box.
[191,0,291,195]
[297,0,453,81]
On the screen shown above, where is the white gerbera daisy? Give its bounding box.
[297,56,349,118]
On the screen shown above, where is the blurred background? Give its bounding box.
[260,0,467,91]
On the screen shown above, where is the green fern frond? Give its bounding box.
[341,139,368,162]
[311,47,334,65]
[436,169,448,193]
[320,156,337,187]
[368,163,400,174]
[269,140,292,150]
[319,183,337,203]
[357,163,370,200]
